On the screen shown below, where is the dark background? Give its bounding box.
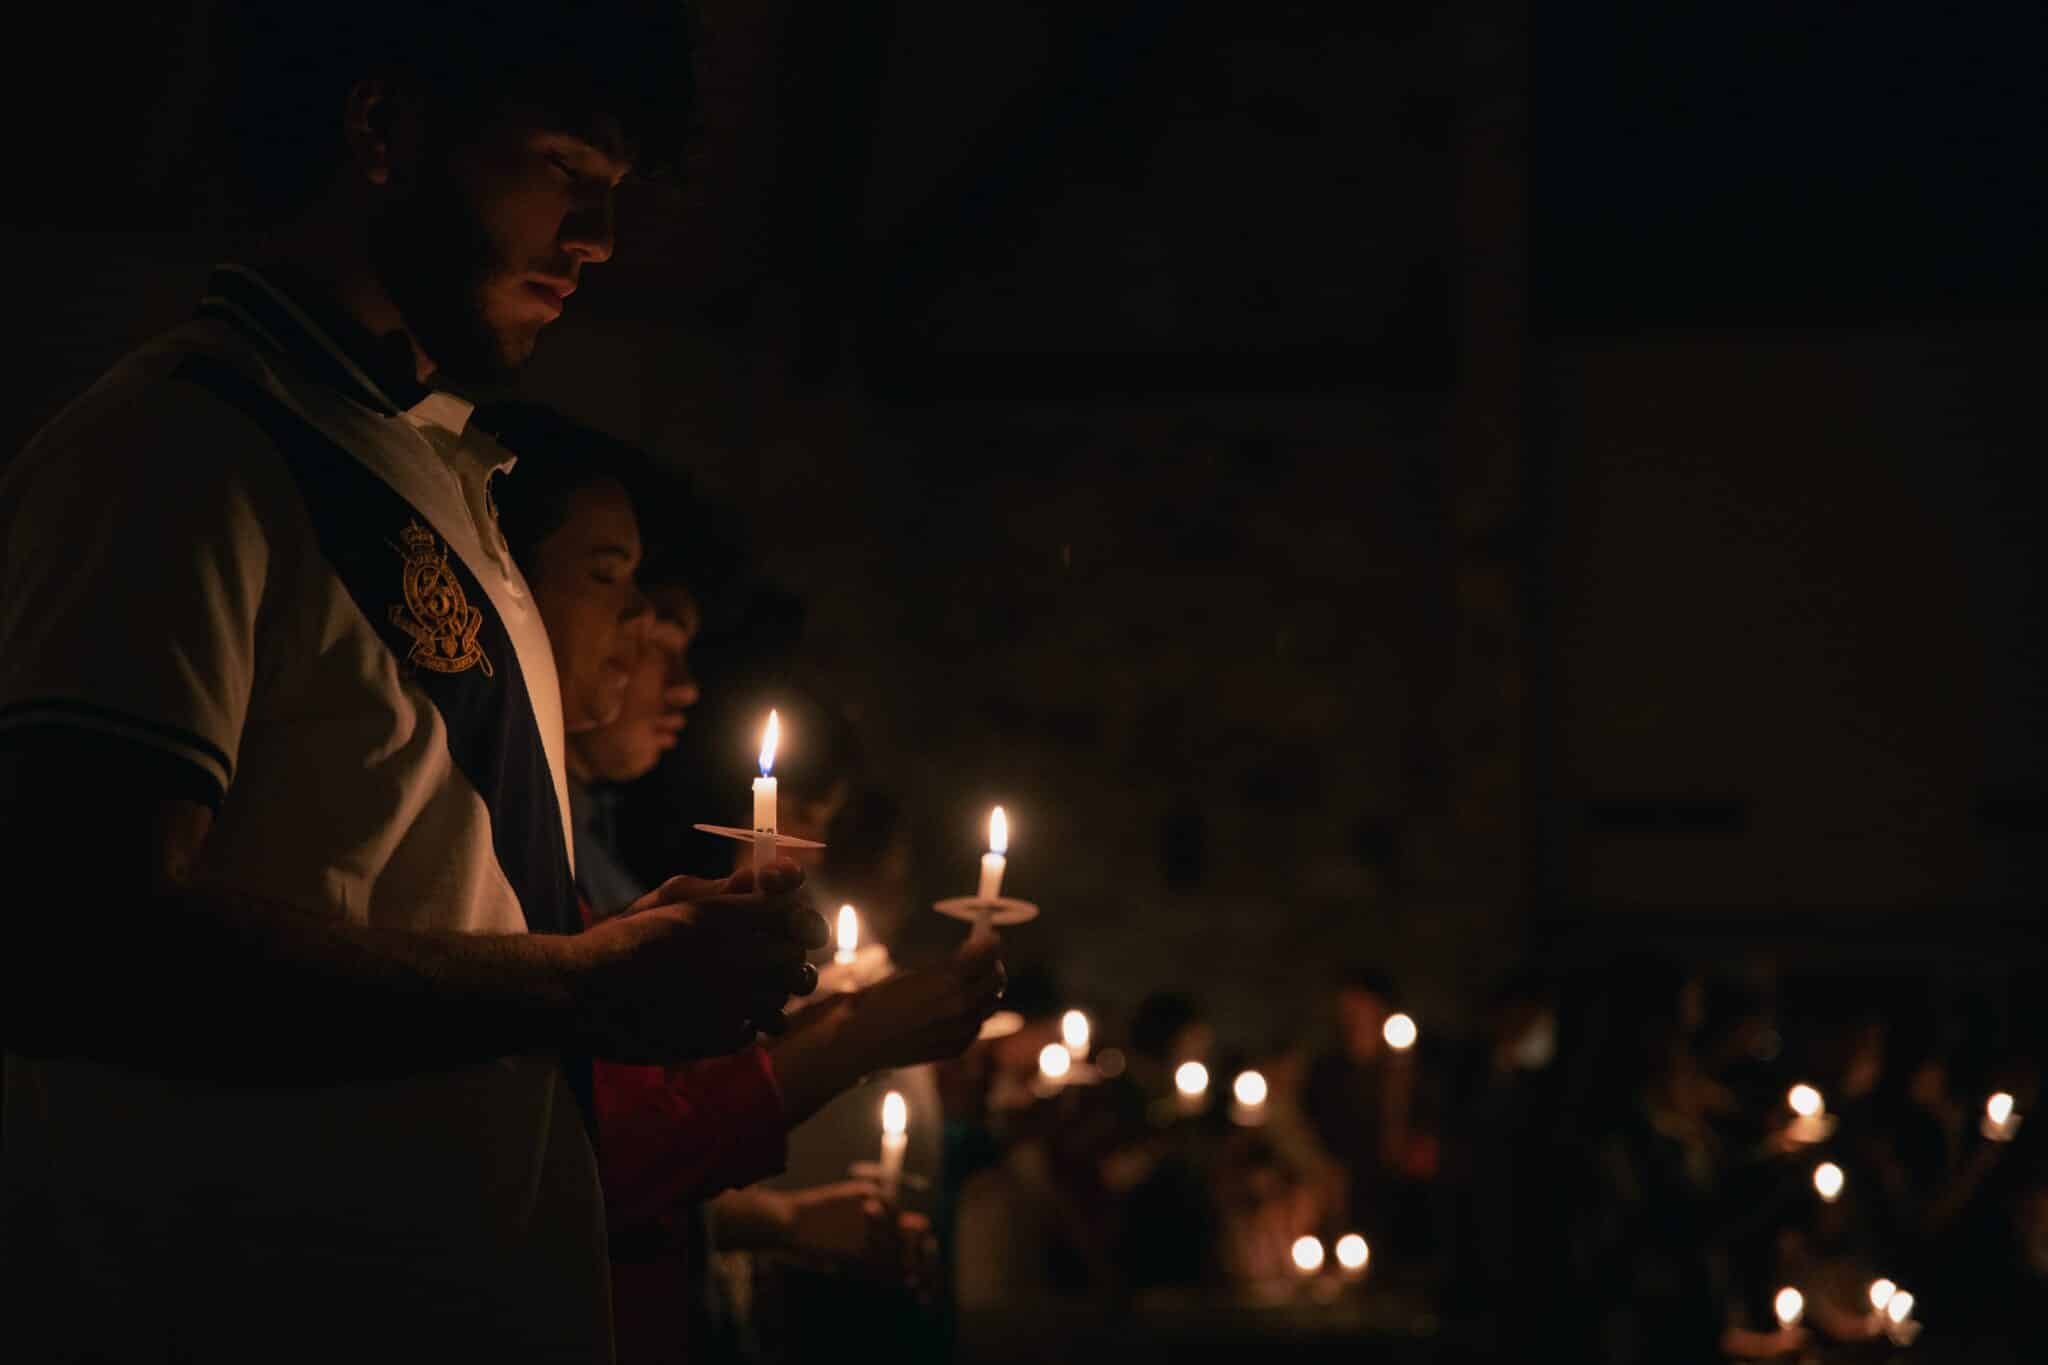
[6,0,2045,1046]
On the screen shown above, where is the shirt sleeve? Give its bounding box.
[592,1047,790,1233]
[0,378,278,804]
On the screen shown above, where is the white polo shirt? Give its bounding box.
[0,266,609,1360]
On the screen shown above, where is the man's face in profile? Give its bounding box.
[372,102,630,387]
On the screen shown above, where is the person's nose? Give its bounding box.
[562,185,615,265]
[668,665,700,709]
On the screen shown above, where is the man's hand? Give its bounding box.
[786,1183,938,1293]
[567,859,827,1061]
[847,934,1007,1071]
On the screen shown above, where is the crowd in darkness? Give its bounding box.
[490,405,2048,1363]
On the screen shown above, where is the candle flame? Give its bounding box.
[1885,1290,1914,1325]
[1335,1233,1369,1272]
[1061,1009,1089,1052]
[838,905,859,953]
[1383,1012,1418,1050]
[759,710,780,776]
[1233,1070,1268,1106]
[1774,1287,1804,1329]
[1290,1235,1325,1274]
[1038,1043,1072,1080]
[1788,1083,1823,1117]
[988,806,1008,855]
[881,1090,907,1136]
[1988,1091,2015,1125]
[1868,1278,1896,1311]
[1174,1060,1209,1097]
[1814,1161,1844,1201]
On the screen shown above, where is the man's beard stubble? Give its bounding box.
[368,165,528,394]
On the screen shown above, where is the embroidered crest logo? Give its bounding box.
[389,521,493,677]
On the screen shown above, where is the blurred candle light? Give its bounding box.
[1882,1288,1919,1344]
[1787,1082,1829,1142]
[878,1090,907,1200]
[1335,1233,1369,1277]
[1290,1235,1325,1275]
[1813,1161,1845,1203]
[1382,1013,1418,1051]
[835,905,858,966]
[752,710,780,870]
[1789,1083,1822,1117]
[1983,1091,2021,1141]
[1175,1060,1210,1116]
[1230,1069,1269,1127]
[1061,1009,1091,1062]
[1038,1043,1072,1083]
[1774,1287,1804,1330]
[1868,1278,1896,1313]
[1885,1290,1915,1325]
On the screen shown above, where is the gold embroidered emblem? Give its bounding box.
[389,521,493,677]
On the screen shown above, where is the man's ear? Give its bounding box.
[342,78,424,188]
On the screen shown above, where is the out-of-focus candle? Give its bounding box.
[1230,1069,1268,1127]
[1061,1009,1091,1062]
[1983,1091,2021,1141]
[1290,1235,1325,1275]
[1175,1060,1210,1116]
[1868,1278,1896,1313]
[1038,1042,1072,1083]
[1787,1083,1829,1142]
[878,1090,908,1200]
[752,711,780,870]
[1383,1013,1418,1051]
[1334,1233,1369,1278]
[1774,1287,1804,1330]
[1883,1288,1918,1343]
[978,807,1008,900]
[835,905,859,966]
[1813,1161,1844,1203]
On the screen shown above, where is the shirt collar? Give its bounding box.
[198,263,438,419]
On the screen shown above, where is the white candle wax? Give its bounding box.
[977,852,1006,902]
[878,1090,908,1200]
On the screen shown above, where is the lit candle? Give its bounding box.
[1334,1233,1369,1279]
[1867,1278,1896,1314]
[1983,1091,2021,1141]
[1787,1082,1829,1143]
[1230,1069,1269,1126]
[752,710,780,871]
[1774,1286,1804,1330]
[1882,1288,1918,1345]
[1061,1009,1091,1062]
[835,905,858,966]
[877,1090,908,1200]
[1383,1012,1418,1052]
[1038,1042,1072,1085]
[1813,1161,1844,1203]
[978,807,1008,901]
[1174,1060,1210,1116]
[1290,1235,1325,1276]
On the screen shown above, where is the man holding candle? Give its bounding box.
[497,419,1004,1361]
[0,6,826,1360]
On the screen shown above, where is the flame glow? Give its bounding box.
[1291,1236,1325,1274]
[1174,1061,1209,1097]
[988,806,1008,855]
[1061,1010,1090,1052]
[1885,1290,1915,1325]
[1039,1043,1072,1080]
[881,1090,907,1136]
[1868,1278,1896,1311]
[1989,1092,2015,1125]
[1788,1083,1823,1118]
[1774,1287,1804,1328]
[1233,1070,1268,1107]
[758,710,780,776]
[1383,1013,1418,1050]
[1335,1234,1369,1271]
[1814,1161,1845,1201]
[836,905,858,957]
